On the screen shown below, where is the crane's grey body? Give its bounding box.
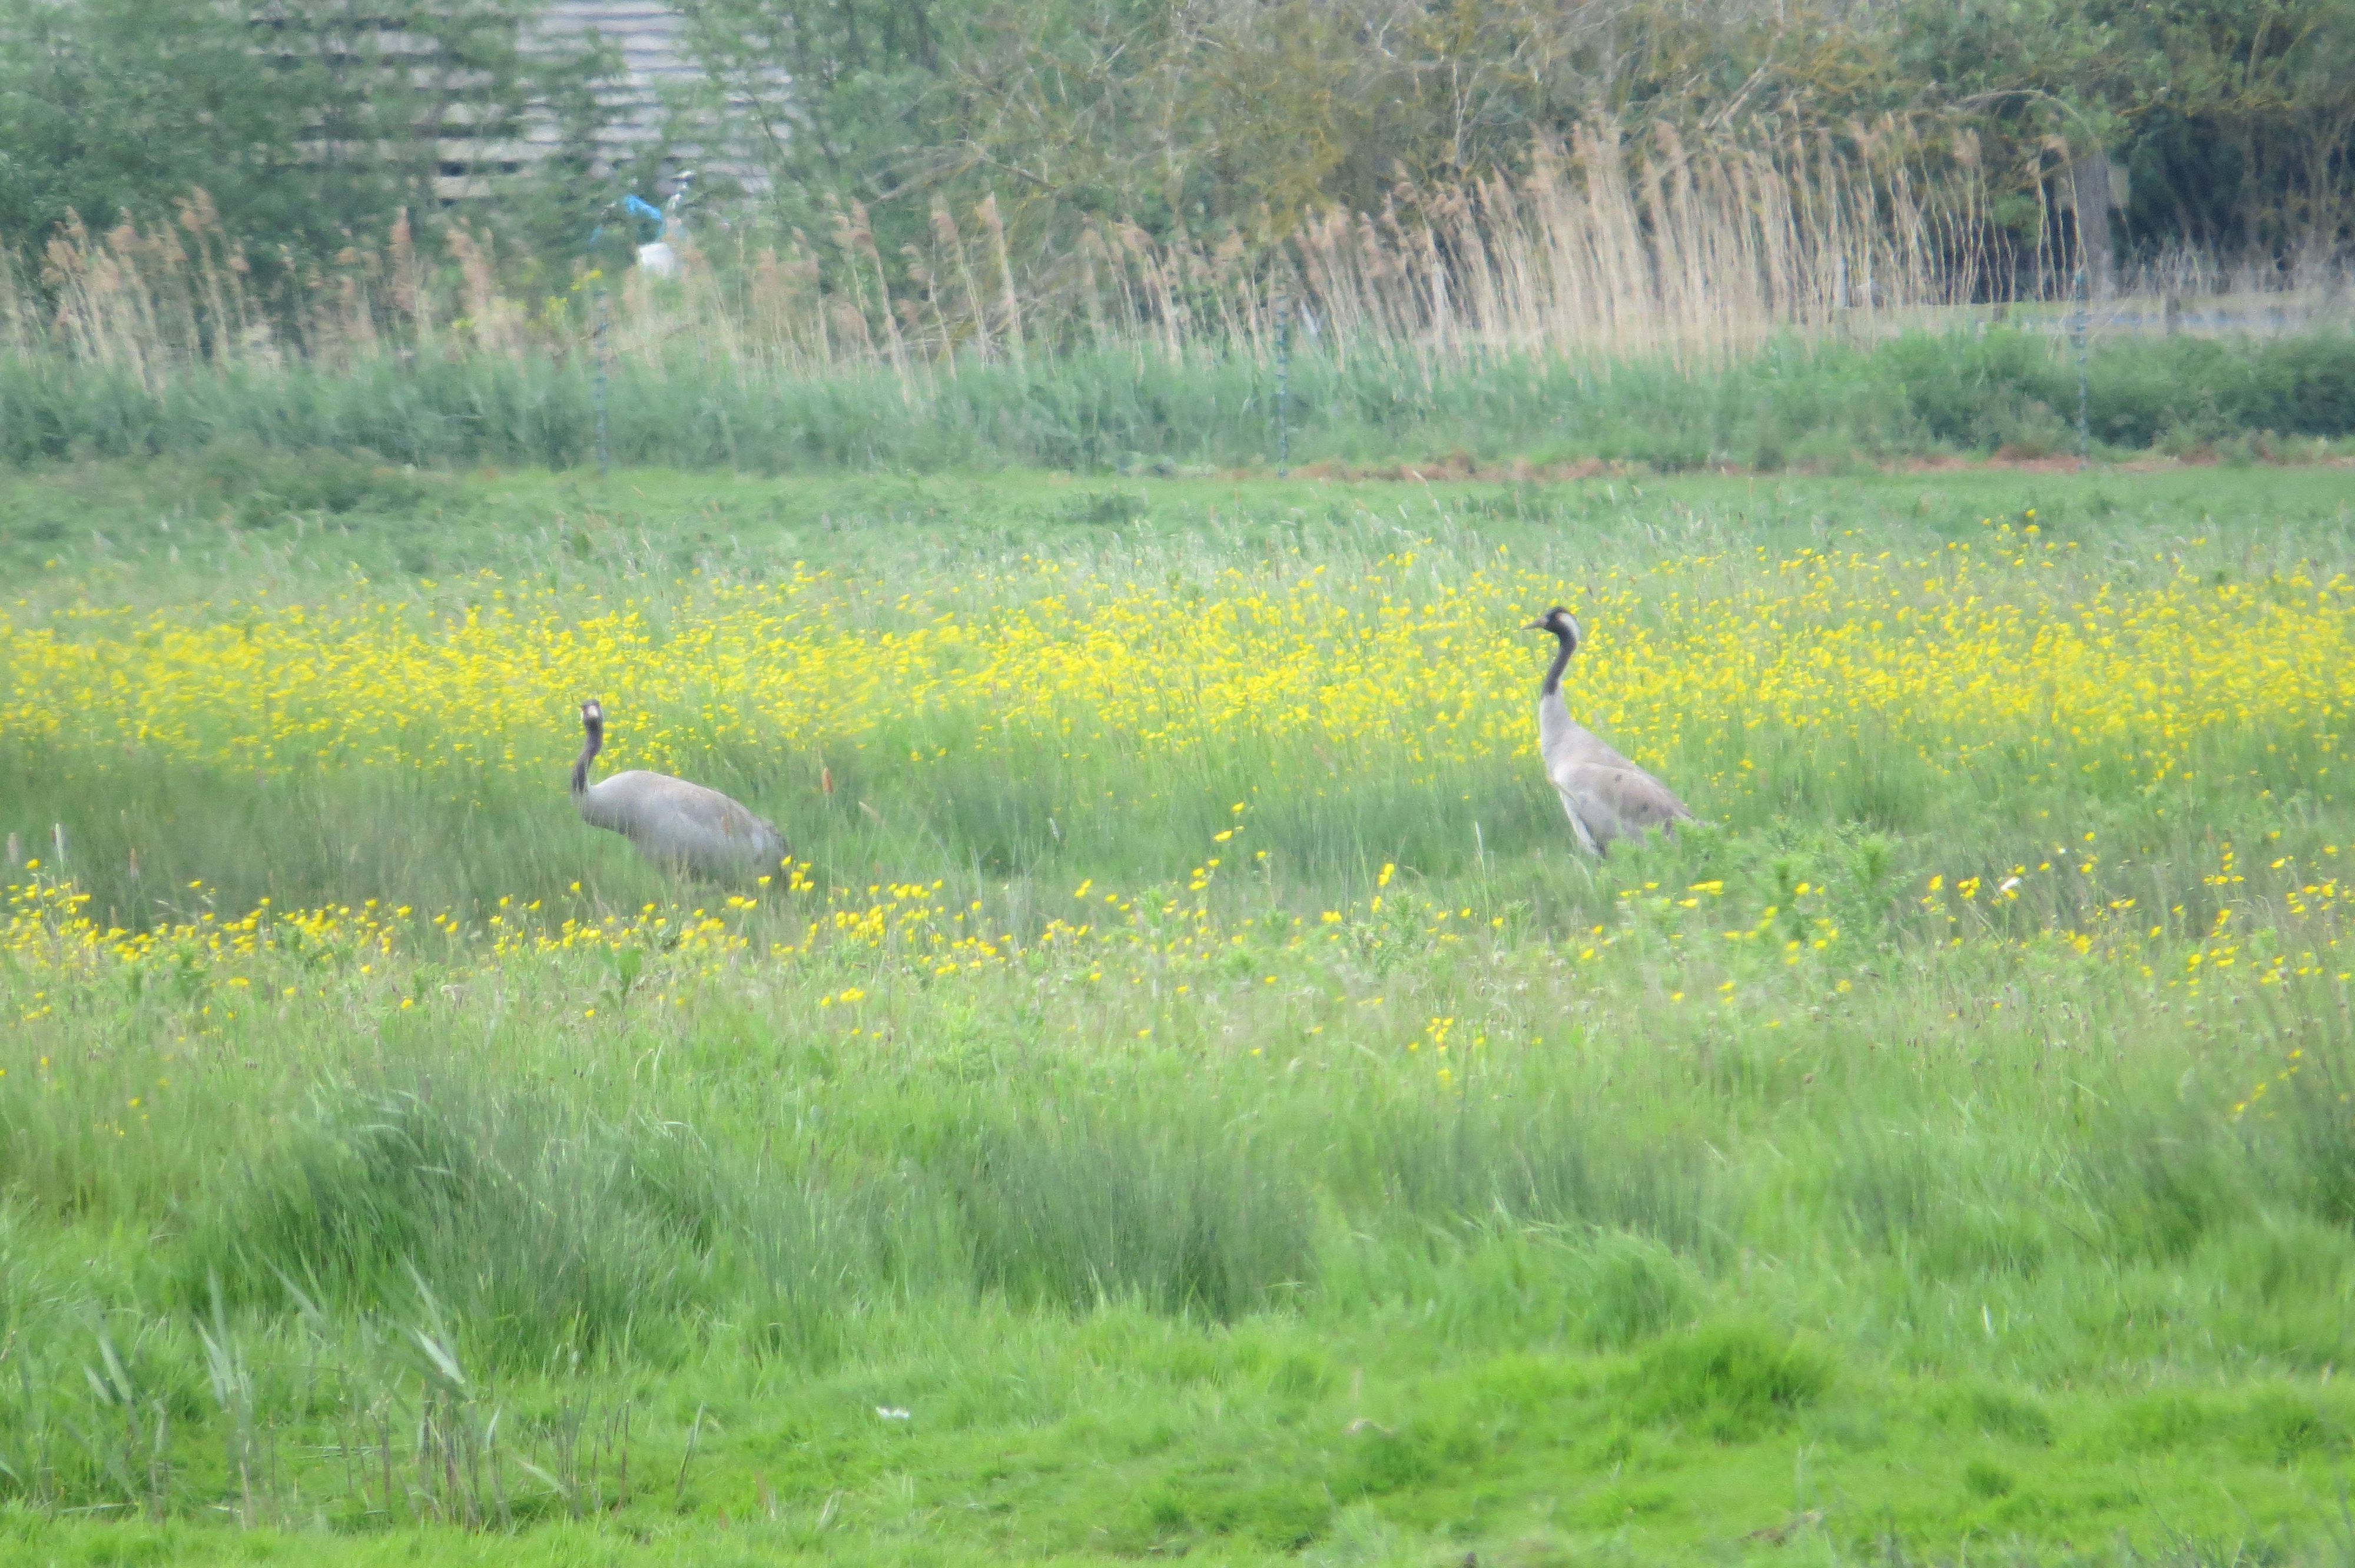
[572,700,787,879]
[1525,608,1692,855]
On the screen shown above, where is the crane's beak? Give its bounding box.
[1521,619,1549,632]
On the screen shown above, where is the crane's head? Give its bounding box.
[580,699,604,733]
[1523,606,1580,652]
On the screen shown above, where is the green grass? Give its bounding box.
[5,327,2354,477]
[4,460,2355,1564]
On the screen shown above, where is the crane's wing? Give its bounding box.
[1554,762,1693,850]
[664,779,783,843]
[1537,684,1692,855]
[585,770,788,875]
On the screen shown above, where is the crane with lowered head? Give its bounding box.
[571,699,789,880]
[1522,607,1693,856]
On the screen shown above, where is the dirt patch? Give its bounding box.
[1284,456,1643,483]
[1228,450,2353,484]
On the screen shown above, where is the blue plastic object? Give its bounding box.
[587,194,668,251]
[622,194,665,239]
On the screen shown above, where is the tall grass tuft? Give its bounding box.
[941,1105,1317,1321]
[184,1069,714,1367]
[1336,1091,1720,1255]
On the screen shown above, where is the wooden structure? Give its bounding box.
[422,1,771,205]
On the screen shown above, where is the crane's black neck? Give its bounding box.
[572,715,603,796]
[1541,625,1575,696]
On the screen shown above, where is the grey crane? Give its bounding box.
[571,699,789,879]
[1523,607,1693,855]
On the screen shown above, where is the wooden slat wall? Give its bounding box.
[426,1,772,203]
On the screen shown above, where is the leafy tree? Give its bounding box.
[1893,0,2355,257]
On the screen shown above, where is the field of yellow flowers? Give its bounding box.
[6,498,2349,908]
[2,464,2354,1565]
[14,519,2307,792]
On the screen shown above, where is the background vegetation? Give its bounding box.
[4,0,2352,483]
[4,0,2354,431]
[682,0,2355,269]
[10,0,2355,280]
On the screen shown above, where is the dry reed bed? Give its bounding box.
[2,120,2011,387]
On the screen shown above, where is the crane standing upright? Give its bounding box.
[1523,607,1694,855]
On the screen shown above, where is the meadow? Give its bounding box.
[2,456,2354,1565]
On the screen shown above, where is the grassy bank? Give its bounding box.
[2,463,2354,1564]
[6,328,2355,476]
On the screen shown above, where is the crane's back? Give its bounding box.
[578,769,787,878]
